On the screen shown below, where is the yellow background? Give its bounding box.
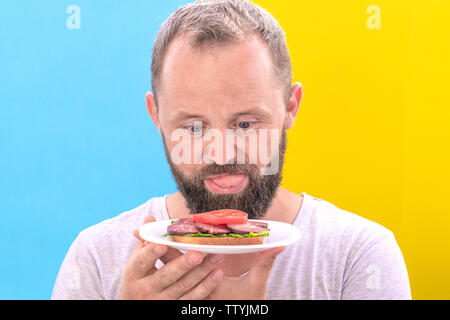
[252,0,450,299]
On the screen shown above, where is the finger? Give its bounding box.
[164,254,224,298]
[178,268,224,300]
[132,229,140,240]
[159,247,184,264]
[249,246,285,284]
[146,250,205,292]
[129,242,168,280]
[142,215,156,224]
[160,249,208,265]
[133,215,156,241]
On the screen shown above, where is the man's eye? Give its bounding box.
[187,124,203,133]
[237,121,252,129]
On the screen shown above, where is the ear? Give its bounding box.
[285,82,303,130]
[145,92,162,134]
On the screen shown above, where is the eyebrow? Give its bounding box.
[231,107,272,121]
[171,111,206,124]
[171,106,272,124]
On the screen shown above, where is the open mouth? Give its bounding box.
[204,173,249,194]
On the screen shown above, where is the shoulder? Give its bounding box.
[78,196,167,248]
[299,193,394,252]
[299,195,411,299]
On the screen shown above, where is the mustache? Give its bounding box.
[197,163,260,180]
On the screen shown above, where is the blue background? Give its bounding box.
[0,1,188,299]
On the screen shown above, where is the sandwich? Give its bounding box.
[164,209,269,245]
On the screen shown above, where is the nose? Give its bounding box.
[201,128,237,165]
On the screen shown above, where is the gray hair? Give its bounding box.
[151,0,293,108]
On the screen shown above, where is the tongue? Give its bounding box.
[210,174,246,188]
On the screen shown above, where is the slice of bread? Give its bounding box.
[169,235,265,245]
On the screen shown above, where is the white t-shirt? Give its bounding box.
[51,192,411,300]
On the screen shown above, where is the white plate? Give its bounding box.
[139,219,300,254]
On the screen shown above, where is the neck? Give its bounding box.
[165,186,303,224]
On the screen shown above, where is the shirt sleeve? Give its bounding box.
[341,231,412,300]
[51,233,105,300]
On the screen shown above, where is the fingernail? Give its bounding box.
[212,269,223,281]
[209,254,223,263]
[189,253,202,265]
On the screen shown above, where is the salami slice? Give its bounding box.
[171,218,192,225]
[226,222,268,234]
[194,222,229,235]
[167,218,269,236]
[249,221,269,229]
[167,219,199,235]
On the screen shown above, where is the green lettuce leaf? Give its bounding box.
[163,230,269,238]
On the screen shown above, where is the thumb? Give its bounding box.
[249,246,285,282]
[133,215,156,242]
[142,214,157,224]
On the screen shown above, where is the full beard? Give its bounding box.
[162,129,286,219]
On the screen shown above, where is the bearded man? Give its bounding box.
[52,0,411,300]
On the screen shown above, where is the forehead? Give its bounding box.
[158,34,281,114]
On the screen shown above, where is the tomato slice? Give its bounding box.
[191,209,248,225]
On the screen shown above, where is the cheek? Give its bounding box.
[235,126,282,166]
[164,135,205,176]
[256,128,281,167]
[165,128,200,166]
